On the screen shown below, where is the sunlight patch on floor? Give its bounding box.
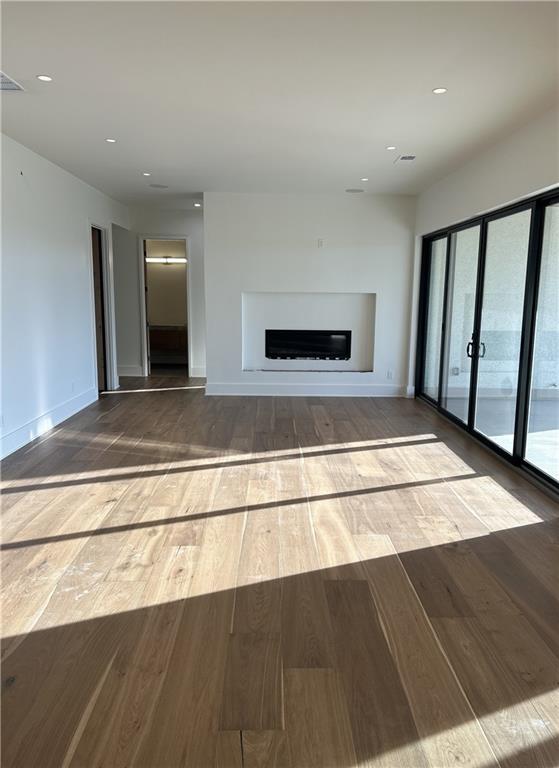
[372,690,556,768]
[2,433,444,489]
[1,513,546,640]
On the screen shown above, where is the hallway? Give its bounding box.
[2,383,558,767]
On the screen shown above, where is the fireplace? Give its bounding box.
[242,292,374,372]
[265,329,352,360]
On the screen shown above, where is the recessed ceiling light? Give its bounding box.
[386,146,396,151]
[194,202,202,208]
[105,138,117,143]
[360,178,369,182]
[432,87,447,94]
[142,172,151,177]
[36,74,52,82]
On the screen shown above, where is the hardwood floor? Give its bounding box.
[2,374,558,767]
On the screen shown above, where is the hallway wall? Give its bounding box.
[1,135,129,458]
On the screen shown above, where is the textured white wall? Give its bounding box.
[1,135,129,457]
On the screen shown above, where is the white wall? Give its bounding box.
[406,106,559,395]
[128,206,206,377]
[203,193,416,396]
[1,135,129,458]
[146,262,187,326]
[112,224,143,376]
[416,106,559,235]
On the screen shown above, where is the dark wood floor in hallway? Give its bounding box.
[2,374,558,767]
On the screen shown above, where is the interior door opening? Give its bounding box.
[143,239,189,377]
[91,226,108,392]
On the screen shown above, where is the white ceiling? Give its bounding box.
[2,2,557,204]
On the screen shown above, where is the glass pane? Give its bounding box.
[474,209,531,452]
[423,238,447,400]
[441,226,480,423]
[525,202,559,480]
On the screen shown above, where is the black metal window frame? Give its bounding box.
[416,185,559,494]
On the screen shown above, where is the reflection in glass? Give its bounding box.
[474,210,531,452]
[441,226,480,423]
[423,238,447,400]
[525,203,559,480]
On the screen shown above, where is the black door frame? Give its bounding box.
[91,226,108,392]
[416,186,559,493]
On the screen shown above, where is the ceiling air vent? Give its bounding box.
[0,72,24,92]
[394,154,416,164]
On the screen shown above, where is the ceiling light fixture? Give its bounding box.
[194,202,202,208]
[105,137,117,143]
[36,74,53,82]
[432,87,447,94]
[146,256,187,265]
[360,178,369,182]
[142,172,151,177]
[386,146,396,151]
[345,188,364,194]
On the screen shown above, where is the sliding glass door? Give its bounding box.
[440,225,480,424]
[417,188,559,491]
[423,238,447,401]
[525,201,559,481]
[473,209,531,453]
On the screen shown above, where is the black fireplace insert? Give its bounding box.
[265,329,351,360]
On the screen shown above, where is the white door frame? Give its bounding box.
[87,220,119,391]
[138,234,192,377]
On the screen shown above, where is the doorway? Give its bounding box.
[142,238,189,377]
[91,226,107,392]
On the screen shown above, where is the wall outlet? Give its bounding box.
[451,366,460,376]
[317,238,324,248]
[386,369,393,380]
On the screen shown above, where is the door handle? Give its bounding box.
[479,342,486,358]
[466,341,474,358]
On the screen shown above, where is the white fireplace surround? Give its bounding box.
[242,291,375,372]
[204,192,416,397]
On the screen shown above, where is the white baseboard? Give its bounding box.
[118,365,144,377]
[189,366,206,378]
[205,382,405,397]
[1,387,98,459]
[406,385,415,398]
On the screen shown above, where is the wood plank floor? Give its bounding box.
[2,371,558,767]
